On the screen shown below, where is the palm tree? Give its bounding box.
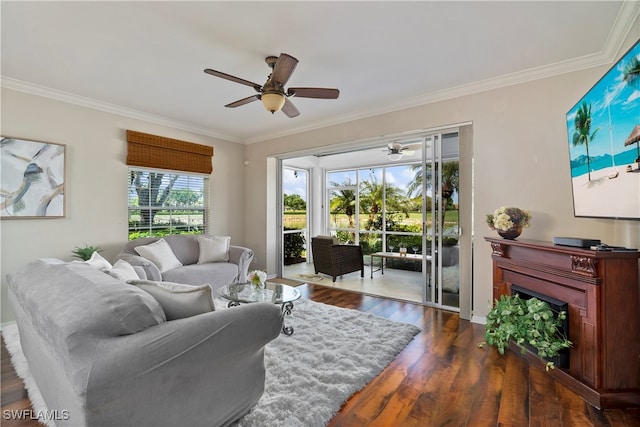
[407,160,459,207]
[623,56,640,88]
[440,161,459,203]
[406,163,425,198]
[359,173,408,230]
[329,180,356,229]
[572,101,600,181]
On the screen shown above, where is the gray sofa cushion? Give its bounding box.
[128,280,215,320]
[163,234,201,265]
[161,262,239,290]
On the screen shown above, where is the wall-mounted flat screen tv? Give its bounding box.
[565,39,639,220]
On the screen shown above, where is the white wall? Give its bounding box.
[244,36,640,319]
[0,88,245,323]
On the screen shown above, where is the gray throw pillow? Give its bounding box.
[84,251,112,271]
[133,238,182,273]
[107,259,141,281]
[127,279,215,320]
[197,235,230,263]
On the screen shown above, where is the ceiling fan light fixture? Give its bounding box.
[205,53,339,118]
[387,151,403,161]
[261,93,286,114]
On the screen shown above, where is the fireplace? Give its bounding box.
[486,237,640,409]
[510,284,570,369]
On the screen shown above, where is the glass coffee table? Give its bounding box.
[218,282,301,335]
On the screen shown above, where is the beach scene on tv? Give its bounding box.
[566,40,639,219]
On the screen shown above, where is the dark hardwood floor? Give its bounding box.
[2,283,640,426]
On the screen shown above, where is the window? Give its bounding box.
[128,168,209,239]
[326,164,424,256]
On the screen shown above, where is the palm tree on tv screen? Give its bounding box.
[572,101,600,182]
[623,56,640,88]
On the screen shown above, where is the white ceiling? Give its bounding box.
[1,1,637,144]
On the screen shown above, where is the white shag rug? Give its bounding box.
[3,298,420,427]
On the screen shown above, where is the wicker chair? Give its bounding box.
[311,236,364,282]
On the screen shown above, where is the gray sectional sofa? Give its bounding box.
[7,258,283,427]
[115,234,254,292]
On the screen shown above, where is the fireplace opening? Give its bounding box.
[510,284,570,369]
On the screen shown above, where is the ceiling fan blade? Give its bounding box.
[270,53,298,86]
[225,95,259,108]
[287,87,339,99]
[281,98,300,118]
[403,150,415,155]
[204,69,262,92]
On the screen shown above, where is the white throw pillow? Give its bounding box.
[198,235,230,263]
[127,279,215,320]
[84,251,112,271]
[107,259,140,281]
[133,238,182,273]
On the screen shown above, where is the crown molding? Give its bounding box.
[0,77,242,143]
[603,1,640,58]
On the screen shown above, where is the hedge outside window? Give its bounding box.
[128,169,209,240]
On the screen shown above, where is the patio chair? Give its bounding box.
[311,236,364,282]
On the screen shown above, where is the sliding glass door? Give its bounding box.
[423,133,460,309]
[282,167,309,272]
[279,129,462,310]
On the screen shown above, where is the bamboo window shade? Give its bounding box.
[126,130,214,174]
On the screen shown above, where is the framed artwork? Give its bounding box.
[1,136,66,218]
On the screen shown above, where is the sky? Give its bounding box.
[283,165,430,199]
[282,168,308,200]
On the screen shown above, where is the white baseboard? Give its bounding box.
[471,315,486,325]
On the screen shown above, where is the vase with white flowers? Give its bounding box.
[486,206,532,240]
[248,270,267,291]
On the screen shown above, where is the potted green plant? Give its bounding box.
[283,228,306,265]
[71,244,102,261]
[480,294,572,370]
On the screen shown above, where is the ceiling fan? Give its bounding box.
[204,53,339,118]
[385,142,416,161]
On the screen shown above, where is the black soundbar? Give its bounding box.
[552,237,601,248]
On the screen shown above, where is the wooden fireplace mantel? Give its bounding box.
[485,237,640,409]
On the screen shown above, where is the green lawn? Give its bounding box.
[284,210,458,231]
